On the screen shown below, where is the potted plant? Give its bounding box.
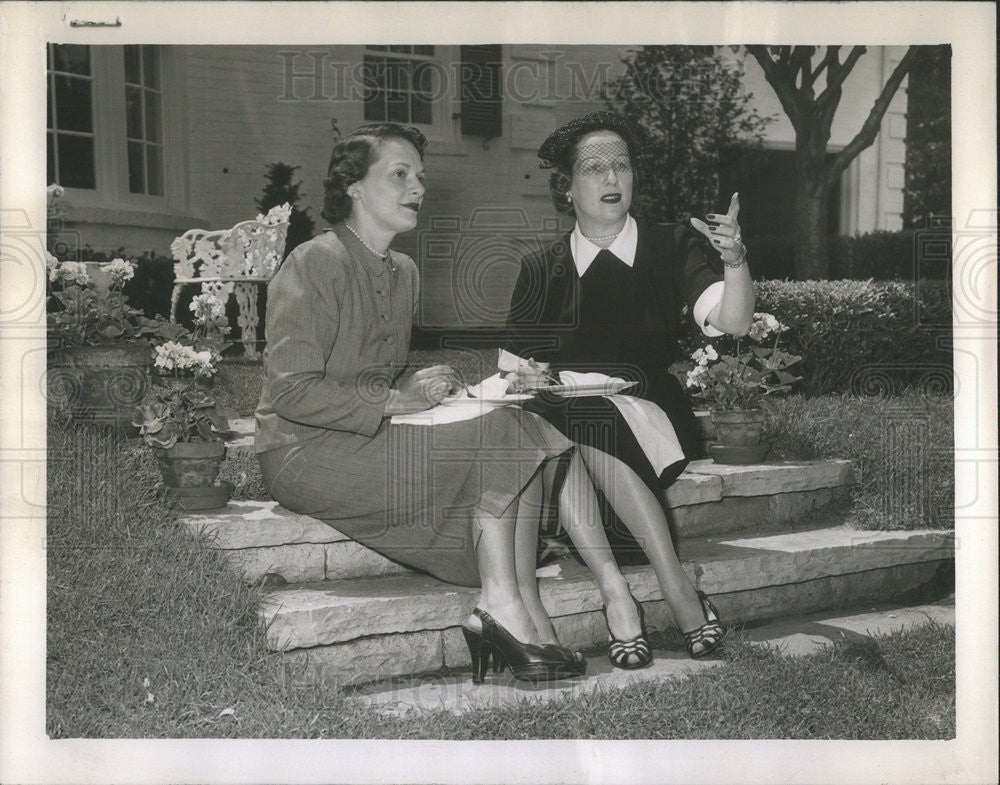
[685,312,802,464]
[150,292,232,391]
[132,359,234,510]
[47,254,168,427]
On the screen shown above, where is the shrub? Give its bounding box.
[763,392,954,530]
[754,279,952,396]
[748,230,951,281]
[255,162,315,258]
[676,279,952,397]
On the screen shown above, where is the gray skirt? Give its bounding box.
[257,407,573,586]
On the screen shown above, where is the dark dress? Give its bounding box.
[505,221,721,564]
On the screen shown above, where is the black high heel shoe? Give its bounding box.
[602,594,653,670]
[542,643,587,676]
[462,608,584,684]
[683,591,726,659]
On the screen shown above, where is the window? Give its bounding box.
[124,45,165,196]
[47,44,96,189]
[361,46,436,125]
[46,44,173,206]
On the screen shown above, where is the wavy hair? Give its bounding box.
[321,123,428,225]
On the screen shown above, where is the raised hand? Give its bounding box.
[690,192,746,265]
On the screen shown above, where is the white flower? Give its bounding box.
[686,364,706,388]
[748,318,769,342]
[692,345,718,366]
[46,252,61,282]
[193,350,216,377]
[154,341,197,371]
[57,261,90,286]
[100,257,135,286]
[190,293,225,323]
[47,183,65,199]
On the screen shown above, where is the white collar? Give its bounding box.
[570,214,638,276]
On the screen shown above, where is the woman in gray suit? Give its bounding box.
[255,123,592,684]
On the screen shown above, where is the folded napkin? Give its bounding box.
[497,348,548,374]
[494,355,685,474]
[558,371,685,475]
[390,374,515,426]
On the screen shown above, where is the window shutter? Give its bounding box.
[459,45,502,137]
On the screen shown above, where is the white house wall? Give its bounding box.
[52,44,909,325]
[730,46,909,233]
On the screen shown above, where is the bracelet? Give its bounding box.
[722,242,748,269]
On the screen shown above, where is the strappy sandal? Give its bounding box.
[683,591,726,659]
[602,594,652,670]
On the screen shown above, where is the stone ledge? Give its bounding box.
[185,460,853,553]
[682,459,854,497]
[182,500,351,547]
[261,525,954,652]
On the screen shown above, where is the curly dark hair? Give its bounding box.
[539,112,651,217]
[321,123,428,225]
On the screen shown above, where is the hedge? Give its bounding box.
[748,229,952,281]
[678,279,953,397]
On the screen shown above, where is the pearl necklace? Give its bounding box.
[344,222,396,272]
[582,230,621,243]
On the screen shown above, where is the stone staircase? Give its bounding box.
[179,416,955,685]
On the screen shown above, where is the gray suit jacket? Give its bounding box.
[254,224,418,454]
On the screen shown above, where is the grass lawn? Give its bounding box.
[46,373,956,738]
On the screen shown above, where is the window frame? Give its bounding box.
[47,44,187,216]
[359,45,459,147]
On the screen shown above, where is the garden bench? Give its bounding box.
[169,212,290,359]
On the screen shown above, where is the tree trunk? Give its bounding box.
[794,181,831,279]
[794,134,832,279]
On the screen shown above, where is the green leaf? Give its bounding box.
[147,433,177,449]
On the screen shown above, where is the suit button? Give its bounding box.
[380,312,390,321]
[384,335,396,345]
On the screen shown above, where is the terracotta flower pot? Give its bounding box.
[153,372,214,393]
[53,342,150,428]
[710,408,766,446]
[161,480,234,511]
[153,440,226,488]
[709,408,768,465]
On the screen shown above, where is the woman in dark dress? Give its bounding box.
[256,123,588,683]
[506,112,756,665]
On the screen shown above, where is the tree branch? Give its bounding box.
[825,46,918,187]
[746,45,802,132]
[791,46,816,92]
[817,46,866,110]
[808,46,841,89]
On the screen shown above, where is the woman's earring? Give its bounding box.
[566,193,572,203]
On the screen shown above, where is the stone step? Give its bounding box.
[351,598,956,715]
[259,523,954,685]
[183,457,854,584]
